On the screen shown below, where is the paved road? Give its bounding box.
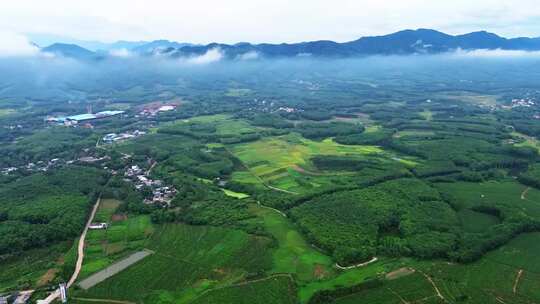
[38,197,102,304]
[78,250,153,290]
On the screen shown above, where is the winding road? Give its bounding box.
[38,196,102,303]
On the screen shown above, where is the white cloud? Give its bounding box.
[186,48,223,64]
[452,48,540,58]
[237,51,259,60]
[109,48,133,57]
[0,30,39,56]
[0,1,539,43]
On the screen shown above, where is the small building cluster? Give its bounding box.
[2,158,64,176]
[102,130,146,144]
[510,98,536,108]
[46,110,125,126]
[124,165,177,206]
[137,102,178,117]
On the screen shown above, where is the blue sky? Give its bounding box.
[0,0,539,48]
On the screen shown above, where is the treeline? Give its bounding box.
[0,166,107,255]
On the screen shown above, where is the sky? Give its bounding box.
[0,0,540,47]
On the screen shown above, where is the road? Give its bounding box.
[335,257,378,270]
[38,197,102,304]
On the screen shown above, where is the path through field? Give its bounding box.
[521,187,530,200]
[418,270,447,303]
[256,201,287,217]
[513,269,523,294]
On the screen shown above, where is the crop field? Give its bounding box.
[75,223,273,303]
[187,114,260,136]
[192,275,297,304]
[332,272,439,304]
[409,232,540,304]
[80,213,154,279]
[436,179,540,217]
[230,133,390,192]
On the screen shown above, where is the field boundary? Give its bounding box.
[192,273,294,301]
[71,297,136,304]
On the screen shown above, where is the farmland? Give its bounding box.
[3,55,540,304]
[75,223,274,303]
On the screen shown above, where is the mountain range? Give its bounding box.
[39,29,540,60]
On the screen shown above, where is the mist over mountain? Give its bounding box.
[37,29,540,60]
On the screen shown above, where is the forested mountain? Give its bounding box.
[39,29,540,60]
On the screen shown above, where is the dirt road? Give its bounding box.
[38,197,102,303]
[335,257,378,270]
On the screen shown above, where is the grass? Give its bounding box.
[230,133,385,193]
[419,109,433,121]
[222,189,250,199]
[436,179,540,218]
[76,223,273,303]
[512,131,540,153]
[191,275,297,304]
[248,204,334,282]
[458,209,500,233]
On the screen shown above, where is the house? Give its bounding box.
[13,291,33,304]
[89,223,108,230]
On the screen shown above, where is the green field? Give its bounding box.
[76,223,273,303]
[230,133,386,193]
[249,204,334,282]
[222,188,250,199]
[436,179,540,218]
[80,210,154,279]
[192,275,297,304]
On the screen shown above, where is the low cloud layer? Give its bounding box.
[0,31,40,57]
[452,48,540,58]
[186,48,224,64]
[109,48,132,58]
[237,51,259,60]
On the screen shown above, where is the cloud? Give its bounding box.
[186,48,223,64]
[109,48,133,57]
[452,48,540,58]
[2,0,540,44]
[0,31,39,56]
[237,51,259,60]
